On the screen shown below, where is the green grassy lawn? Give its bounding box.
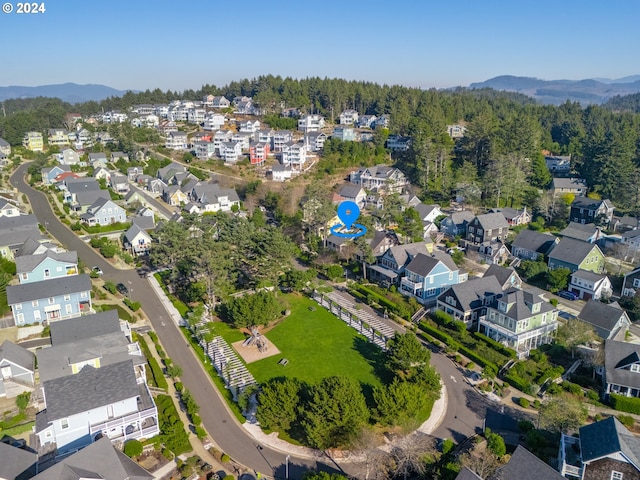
[245,294,390,389]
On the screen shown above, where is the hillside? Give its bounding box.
[0,83,131,103]
[469,75,640,105]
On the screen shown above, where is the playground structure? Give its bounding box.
[242,327,269,353]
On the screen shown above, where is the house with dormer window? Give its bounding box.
[568,270,612,301]
[437,276,504,327]
[479,288,559,358]
[80,198,126,226]
[400,251,462,306]
[603,340,640,398]
[369,241,433,287]
[466,212,510,244]
[15,250,78,284]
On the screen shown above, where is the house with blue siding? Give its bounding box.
[400,251,464,306]
[6,274,92,326]
[80,198,127,226]
[15,250,78,284]
[41,165,71,185]
[0,340,35,397]
[369,241,434,287]
[440,210,475,238]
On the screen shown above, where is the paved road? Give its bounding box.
[11,164,335,479]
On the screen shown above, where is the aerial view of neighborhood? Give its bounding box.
[2,2,640,480]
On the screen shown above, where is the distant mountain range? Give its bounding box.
[468,75,640,105]
[0,83,132,103]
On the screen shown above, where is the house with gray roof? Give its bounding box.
[400,251,464,306]
[0,214,44,260]
[187,181,240,213]
[466,212,510,244]
[6,274,92,326]
[0,137,11,157]
[577,300,631,340]
[570,196,615,226]
[131,214,155,230]
[337,184,366,208]
[35,360,159,455]
[545,154,571,175]
[31,437,151,480]
[454,468,483,480]
[16,237,61,257]
[490,206,531,226]
[0,340,35,397]
[551,177,588,197]
[414,203,444,223]
[15,250,78,284]
[559,221,602,243]
[0,442,37,480]
[42,165,71,185]
[62,178,110,212]
[370,241,434,286]
[437,276,504,327]
[479,288,559,358]
[559,417,640,479]
[80,198,127,226]
[440,210,475,238]
[603,339,640,399]
[157,161,187,184]
[484,264,522,290]
[49,309,122,345]
[349,165,409,193]
[547,237,605,274]
[622,266,640,297]
[493,445,564,480]
[568,269,612,301]
[123,224,152,255]
[88,152,107,168]
[109,173,129,194]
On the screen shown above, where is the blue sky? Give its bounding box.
[1,0,638,91]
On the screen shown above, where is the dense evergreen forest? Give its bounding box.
[2,75,640,214]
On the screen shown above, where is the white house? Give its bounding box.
[298,114,325,133]
[568,270,612,301]
[339,109,359,125]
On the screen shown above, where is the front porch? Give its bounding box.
[478,317,558,358]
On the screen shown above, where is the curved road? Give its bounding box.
[11,163,497,476]
[11,164,330,479]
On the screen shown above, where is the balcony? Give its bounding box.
[400,277,422,294]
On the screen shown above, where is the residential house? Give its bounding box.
[0,137,11,157]
[80,198,126,226]
[0,442,36,480]
[16,237,61,258]
[490,207,531,226]
[339,109,359,125]
[187,107,206,124]
[437,276,504,327]
[162,185,187,206]
[239,120,261,133]
[454,468,483,480]
[568,270,612,301]
[304,131,327,152]
[234,97,255,115]
[126,166,143,181]
[111,151,129,163]
[57,148,81,165]
[577,300,631,340]
[48,129,69,147]
[6,274,92,326]
[230,131,253,150]
[446,124,467,139]
[204,112,226,131]
[165,131,188,150]
[157,120,178,135]
[551,177,588,197]
[570,196,615,226]
[35,360,159,455]
[621,229,640,253]
[374,114,390,129]
[249,141,270,165]
[333,126,356,141]
[195,140,216,160]
[123,224,152,255]
[211,95,230,109]
[466,212,509,244]
[357,115,377,129]
[545,155,571,175]
[0,340,35,398]
[414,203,445,223]
[88,152,108,168]
[326,234,350,255]
[146,177,165,194]
[484,264,522,290]
[560,221,602,243]
[336,184,367,208]
[368,230,400,257]
[109,173,129,194]
[157,162,187,185]
[558,417,640,480]
[281,142,308,170]
[440,210,475,238]
[477,241,510,265]
[15,249,78,284]
[400,251,462,305]
[52,171,80,185]
[213,129,234,153]
[479,288,559,358]
[492,445,565,480]
[255,128,275,145]
[0,198,21,217]
[612,215,640,233]
[271,164,293,182]
[221,141,243,163]
[22,131,43,151]
[272,130,293,152]
[124,189,146,206]
[622,266,640,297]
[369,241,434,286]
[386,135,411,151]
[132,212,155,230]
[0,215,44,260]
[511,230,559,261]
[349,165,409,193]
[603,340,640,399]
[93,166,111,182]
[547,237,605,273]
[188,181,240,213]
[298,114,325,133]
[30,437,153,480]
[41,165,71,185]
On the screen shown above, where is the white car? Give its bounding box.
[92,266,104,276]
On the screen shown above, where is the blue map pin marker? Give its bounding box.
[337,201,360,230]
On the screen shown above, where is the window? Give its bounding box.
[64,294,70,301]
[32,300,38,307]
[48,297,54,304]
[65,304,72,314]
[630,364,640,373]
[611,472,623,480]
[21,273,27,281]
[80,292,87,298]
[34,310,41,321]
[449,271,454,281]
[44,269,50,278]
[16,313,24,324]
[446,296,456,306]
[60,419,69,429]
[15,303,22,311]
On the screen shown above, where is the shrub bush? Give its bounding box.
[221,453,230,463]
[519,397,530,408]
[195,426,207,439]
[473,332,517,359]
[587,390,599,401]
[617,414,635,428]
[533,399,541,409]
[175,382,184,392]
[123,439,143,458]
[610,393,640,414]
[441,438,455,455]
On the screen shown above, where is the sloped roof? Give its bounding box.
[414,203,441,221]
[560,222,599,242]
[49,310,120,345]
[42,360,139,421]
[578,300,627,334]
[439,276,503,312]
[491,445,564,480]
[551,177,587,189]
[571,196,613,210]
[484,264,519,287]
[131,215,155,230]
[385,241,433,268]
[571,269,607,283]
[405,252,451,277]
[0,339,35,371]
[579,416,640,468]
[0,214,43,247]
[6,274,91,304]
[474,212,509,230]
[454,467,483,480]
[30,437,152,480]
[0,442,37,480]
[495,288,556,321]
[605,339,640,392]
[15,250,77,274]
[548,237,600,266]
[338,184,365,199]
[448,210,475,226]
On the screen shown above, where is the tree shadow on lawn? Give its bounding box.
[353,336,394,405]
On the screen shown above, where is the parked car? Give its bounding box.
[558,290,579,301]
[116,282,128,295]
[91,266,103,276]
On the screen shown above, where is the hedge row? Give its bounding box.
[504,373,530,393]
[473,332,517,359]
[610,393,640,414]
[353,284,410,319]
[137,335,168,391]
[419,321,498,372]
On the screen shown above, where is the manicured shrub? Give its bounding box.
[610,393,640,414]
[175,382,184,392]
[617,414,635,428]
[473,332,517,359]
[123,439,143,458]
[519,397,530,408]
[221,453,230,463]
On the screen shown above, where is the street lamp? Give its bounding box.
[286,455,290,479]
